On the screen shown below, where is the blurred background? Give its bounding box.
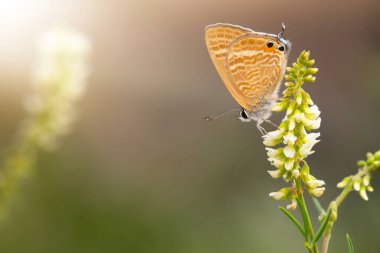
[0,0,379,252]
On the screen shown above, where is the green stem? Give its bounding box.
[296,178,319,253]
[312,197,326,216]
[321,167,369,253]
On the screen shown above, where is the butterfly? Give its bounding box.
[204,23,291,134]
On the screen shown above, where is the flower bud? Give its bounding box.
[362,175,370,186]
[337,177,350,188]
[304,75,316,82]
[285,74,296,82]
[302,92,314,105]
[269,191,284,200]
[268,170,281,178]
[292,169,300,179]
[288,118,296,131]
[359,186,368,201]
[295,92,302,105]
[287,199,297,211]
[286,101,296,115]
[305,59,315,67]
[311,187,325,197]
[272,100,288,112]
[353,180,361,191]
[357,160,366,167]
[285,82,295,87]
[307,179,325,189]
[305,68,319,75]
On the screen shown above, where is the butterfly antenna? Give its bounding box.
[204,108,241,121]
[278,22,286,40]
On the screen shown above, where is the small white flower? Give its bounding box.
[283,145,296,158]
[292,169,300,178]
[299,134,320,158]
[311,187,325,197]
[283,132,297,145]
[284,159,295,171]
[265,147,282,158]
[307,179,325,188]
[293,111,305,123]
[268,170,281,178]
[307,117,321,130]
[287,199,297,210]
[305,105,321,120]
[268,157,284,168]
[367,186,374,192]
[269,191,284,200]
[305,132,321,142]
[263,130,284,146]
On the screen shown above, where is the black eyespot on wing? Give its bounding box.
[278,45,285,52]
[266,40,274,48]
[241,110,248,119]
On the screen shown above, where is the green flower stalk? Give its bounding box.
[0,28,91,216]
[321,149,380,253]
[337,151,380,201]
[263,51,327,253]
[264,51,324,204]
[262,51,379,253]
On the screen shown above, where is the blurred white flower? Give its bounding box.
[268,170,281,178]
[307,179,325,188]
[287,199,297,211]
[269,191,284,200]
[311,187,325,197]
[24,27,92,150]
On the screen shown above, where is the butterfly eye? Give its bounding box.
[266,41,274,48]
[277,45,285,52]
[240,110,249,119]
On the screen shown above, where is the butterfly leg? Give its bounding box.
[256,121,267,135]
[263,119,279,128]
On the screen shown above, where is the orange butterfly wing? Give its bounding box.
[205,24,253,110]
[226,33,288,111]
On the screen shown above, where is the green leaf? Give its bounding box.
[311,208,332,245]
[279,206,305,237]
[346,234,355,253]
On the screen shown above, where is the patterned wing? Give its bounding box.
[227,33,288,111]
[205,24,253,109]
